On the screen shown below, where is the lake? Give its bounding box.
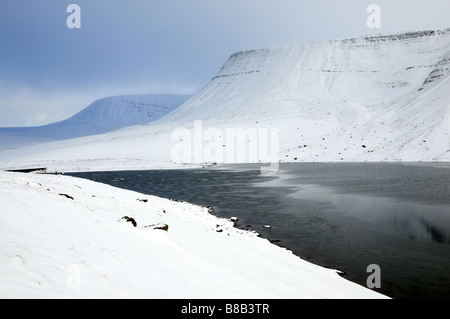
[69,162,450,299]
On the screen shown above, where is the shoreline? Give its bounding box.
[0,170,388,298]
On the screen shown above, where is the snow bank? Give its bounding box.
[0,171,387,298]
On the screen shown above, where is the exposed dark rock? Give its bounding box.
[59,193,74,200]
[7,168,47,173]
[144,223,169,231]
[154,224,169,231]
[121,216,137,227]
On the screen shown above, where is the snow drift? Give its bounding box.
[0,28,449,171]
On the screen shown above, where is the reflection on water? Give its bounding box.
[69,162,450,299]
[288,184,449,244]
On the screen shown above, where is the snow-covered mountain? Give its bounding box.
[163,28,450,162]
[0,94,191,151]
[1,29,449,171]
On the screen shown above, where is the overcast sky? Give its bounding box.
[1,0,449,127]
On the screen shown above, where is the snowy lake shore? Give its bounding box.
[0,170,388,298]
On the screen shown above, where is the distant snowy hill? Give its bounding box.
[0,29,449,171]
[0,94,191,151]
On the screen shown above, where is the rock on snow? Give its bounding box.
[0,171,387,298]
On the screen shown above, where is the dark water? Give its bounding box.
[69,162,450,299]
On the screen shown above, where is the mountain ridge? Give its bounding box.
[0,94,191,151]
[0,28,449,171]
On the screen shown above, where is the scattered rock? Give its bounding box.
[120,216,137,227]
[143,223,169,231]
[59,193,74,200]
[215,224,225,233]
[154,224,169,231]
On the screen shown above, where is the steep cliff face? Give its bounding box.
[168,29,449,119]
[420,51,450,90]
[161,28,450,162]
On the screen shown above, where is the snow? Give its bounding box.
[1,28,448,299]
[0,29,449,172]
[0,94,191,152]
[0,171,388,298]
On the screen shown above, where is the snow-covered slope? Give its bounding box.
[0,171,387,298]
[0,94,191,151]
[163,28,450,162]
[0,29,449,171]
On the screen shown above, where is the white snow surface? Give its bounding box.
[0,94,191,152]
[0,171,388,298]
[1,29,449,172]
